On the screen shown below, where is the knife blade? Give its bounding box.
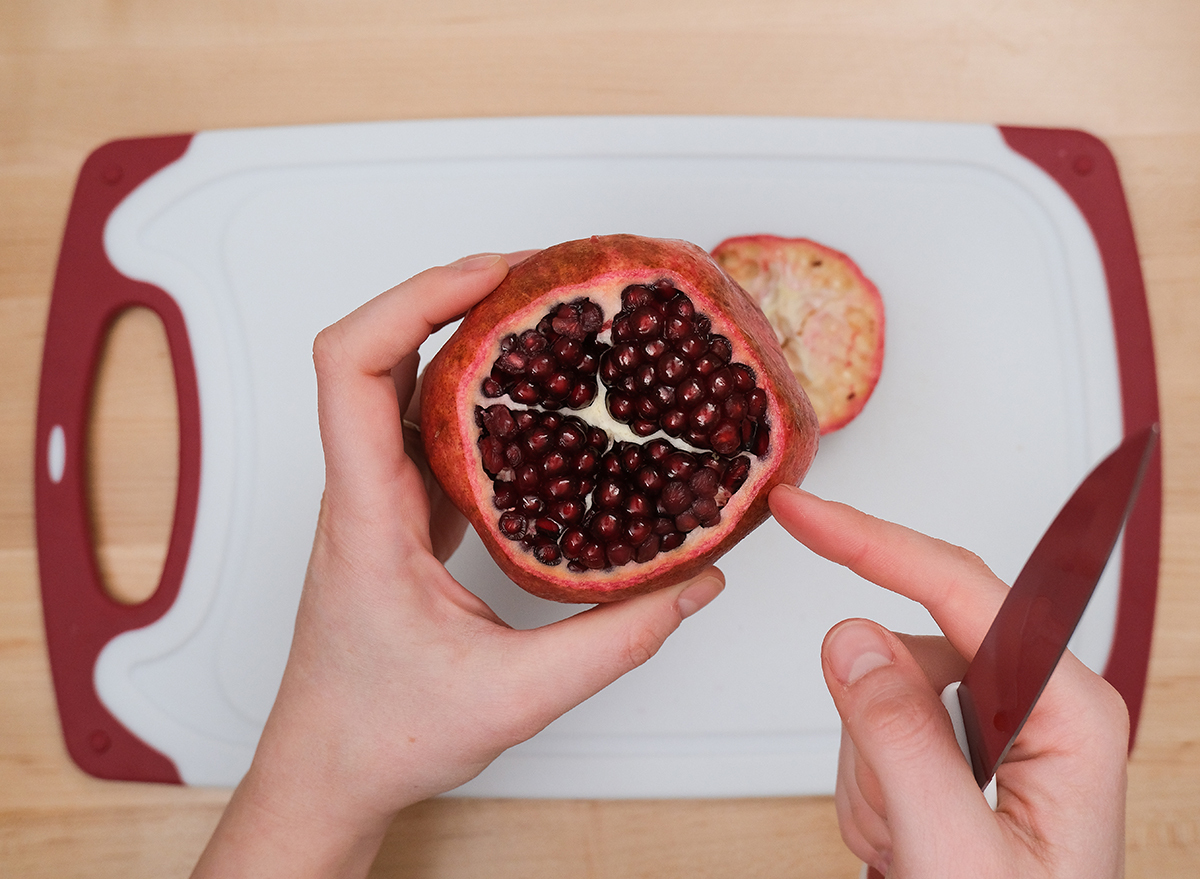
[949,423,1158,792]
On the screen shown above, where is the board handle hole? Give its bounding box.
[87,306,180,606]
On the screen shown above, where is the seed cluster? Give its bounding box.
[482,298,606,410]
[600,283,770,456]
[476,281,770,572]
[477,405,751,573]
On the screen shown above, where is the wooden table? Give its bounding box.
[3,2,1198,876]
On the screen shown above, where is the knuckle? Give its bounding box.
[620,618,672,671]
[311,325,348,379]
[857,684,943,758]
[1084,676,1132,754]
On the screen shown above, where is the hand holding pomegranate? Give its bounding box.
[191,254,726,879]
[770,485,1127,879]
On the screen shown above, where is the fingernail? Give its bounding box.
[677,576,724,619]
[827,619,894,685]
[451,253,506,272]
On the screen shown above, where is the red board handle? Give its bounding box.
[1000,126,1162,749]
[35,134,198,783]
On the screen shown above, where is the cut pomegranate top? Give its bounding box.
[422,235,819,602]
[712,235,885,435]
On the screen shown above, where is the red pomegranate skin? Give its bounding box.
[421,234,819,603]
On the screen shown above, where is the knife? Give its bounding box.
[865,423,1158,878]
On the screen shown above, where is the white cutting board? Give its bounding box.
[45,117,1146,795]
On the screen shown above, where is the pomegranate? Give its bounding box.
[421,235,818,603]
[711,235,884,434]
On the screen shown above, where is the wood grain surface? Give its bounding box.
[2,1,1198,876]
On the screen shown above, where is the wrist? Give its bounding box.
[192,733,395,879]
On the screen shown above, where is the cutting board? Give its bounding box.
[35,117,1160,795]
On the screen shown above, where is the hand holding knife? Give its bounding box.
[771,425,1156,879]
[856,424,1157,878]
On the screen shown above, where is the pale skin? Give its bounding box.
[191,254,1126,878]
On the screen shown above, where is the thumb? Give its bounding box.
[516,570,726,716]
[822,619,994,871]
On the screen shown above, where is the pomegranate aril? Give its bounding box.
[479,436,506,476]
[693,496,721,527]
[678,335,706,359]
[722,457,751,493]
[663,452,696,480]
[512,381,539,404]
[664,316,692,342]
[545,374,571,399]
[660,481,694,516]
[532,541,561,565]
[594,479,625,508]
[627,492,653,518]
[633,393,662,417]
[497,351,528,374]
[626,517,652,544]
[581,543,607,569]
[677,377,705,408]
[630,306,661,337]
[544,477,575,499]
[667,293,692,315]
[561,528,588,558]
[752,424,771,457]
[552,336,582,366]
[690,401,720,430]
[493,481,518,509]
[634,396,659,419]
[534,517,561,536]
[567,380,595,408]
[607,543,634,567]
[504,443,524,467]
[723,394,747,420]
[635,535,661,564]
[608,394,634,421]
[499,511,527,539]
[551,499,585,525]
[657,353,689,385]
[689,467,719,498]
[710,422,742,456]
[709,335,733,363]
[708,368,734,399]
[520,329,546,352]
[636,464,665,493]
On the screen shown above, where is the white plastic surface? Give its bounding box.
[93,116,1123,795]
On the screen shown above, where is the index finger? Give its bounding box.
[313,254,512,495]
[769,484,1009,661]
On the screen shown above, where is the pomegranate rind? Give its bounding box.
[421,234,819,603]
[711,235,884,435]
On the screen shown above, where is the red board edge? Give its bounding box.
[1000,126,1162,750]
[35,133,198,783]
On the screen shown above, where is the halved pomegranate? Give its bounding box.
[711,235,884,434]
[421,235,819,603]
